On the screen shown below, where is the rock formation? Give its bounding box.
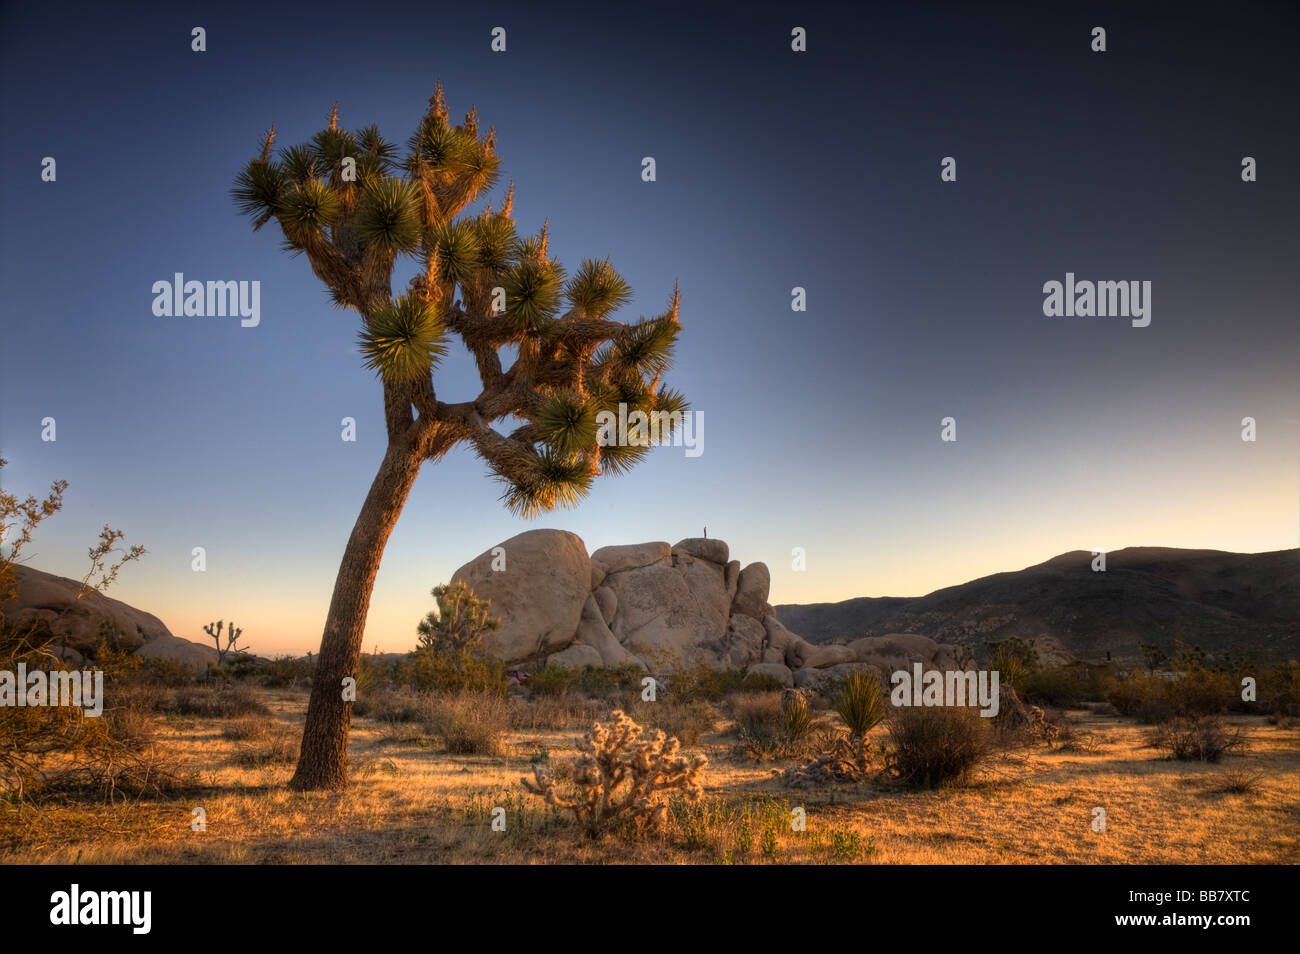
[452,530,961,686]
[6,565,216,670]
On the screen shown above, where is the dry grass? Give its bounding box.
[2,692,1297,864]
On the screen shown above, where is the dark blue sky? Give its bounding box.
[2,0,1296,652]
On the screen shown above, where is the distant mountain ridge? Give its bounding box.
[775,547,1300,662]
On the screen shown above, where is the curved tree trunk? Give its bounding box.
[289,438,424,791]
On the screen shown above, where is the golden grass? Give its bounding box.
[2,692,1296,864]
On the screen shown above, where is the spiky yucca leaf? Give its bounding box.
[356,178,420,253]
[358,296,448,383]
[406,119,467,172]
[613,315,678,378]
[459,143,500,194]
[566,257,632,316]
[649,387,690,441]
[279,179,340,237]
[536,393,598,458]
[596,440,650,476]
[503,259,564,332]
[281,144,323,183]
[312,127,357,166]
[357,125,397,167]
[432,220,481,285]
[231,160,286,230]
[500,450,595,518]
[473,215,517,275]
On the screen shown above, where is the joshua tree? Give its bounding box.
[416,581,500,664]
[204,619,249,663]
[232,88,687,790]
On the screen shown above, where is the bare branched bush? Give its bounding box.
[1148,717,1246,763]
[521,710,707,838]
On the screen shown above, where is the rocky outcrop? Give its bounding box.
[449,532,950,683]
[6,565,221,670]
[7,565,173,655]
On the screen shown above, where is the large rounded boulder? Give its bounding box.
[451,529,591,665]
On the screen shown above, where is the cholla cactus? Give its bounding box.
[522,710,707,838]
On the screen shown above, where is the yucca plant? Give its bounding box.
[232,89,688,790]
[836,670,886,768]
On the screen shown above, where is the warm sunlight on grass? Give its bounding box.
[2,690,1296,865]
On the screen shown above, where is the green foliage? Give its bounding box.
[984,637,1039,691]
[1023,664,1111,708]
[885,704,991,789]
[358,296,448,383]
[835,671,886,738]
[415,582,500,657]
[1107,666,1235,720]
[565,257,633,317]
[355,178,421,253]
[399,649,505,696]
[528,666,580,697]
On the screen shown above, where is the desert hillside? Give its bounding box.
[776,547,1300,662]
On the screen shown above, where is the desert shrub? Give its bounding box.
[741,671,788,693]
[228,719,300,767]
[1164,667,1234,717]
[884,704,991,788]
[137,656,198,688]
[170,685,269,718]
[352,686,423,722]
[577,663,647,705]
[783,689,813,740]
[1148,717,1246,763]
[508,692,597,732]
[1106,671,1166,716]
[633,699,718,747]
[1205,769,1264,795]
[521,710,707,839]
[666,664,753,701]
[732,692,785,746]
[397,648,505,696]
[528,665,580,697]
[1108,667,1235,721]
[732,691,822,761]
[1135,698,1176,725]
[423,691,509,756]
[1024,665,1097,708]
[353,652,397,696]
[1262,664,1300,717]
[259,655,316,689]
[984,636,1038,691]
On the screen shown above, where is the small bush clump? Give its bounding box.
[423,691,509,756]
[170,685,269,718]
[1148,717,1246,763]
[884,704,991,788]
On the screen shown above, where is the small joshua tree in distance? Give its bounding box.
[204,620,250,664]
